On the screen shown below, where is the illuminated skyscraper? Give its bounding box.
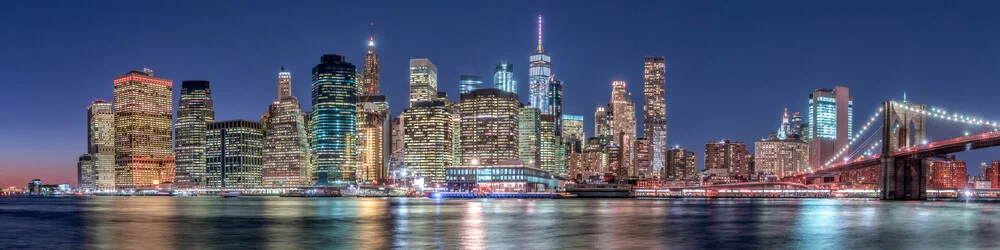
[262,68,311,187]
[493,62,516,95]
[634,137,652,178]
[174,80,215,188]
[519,106,541,169]
[459,75,483,94]
[85,100,114,190]
[206,120,264,188]
[754,134,809,178]
[113,69,174,189]
[409,58,438,107]
[311,54,358,184]
[77,154,96,190]
[539,115,558,175]
[460,88,520,165]
[562,114,585,145]
[402,101,454,185]
[665,147,697,180]
[643,56,667,178]
[594,107,610,138]
[357,95,390,182]
[361,31,380,97]
[808,86,853,169]
[607,80,637,177]
[529,14,552,114]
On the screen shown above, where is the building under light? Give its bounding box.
[562,114,585,145]
[634,137,652,178]
[262,67,311,187]
[607,80,637,177]
[529,14,552,115]
[409,58,438,107]
[519,106,542,169]
[361,33,380,97]
[493,62,516,95]
[665,147,697,181]
[113,70,175,189]
[444,160,560,192]
[459,88,520,166]
[206,120,264,188]
[705,139,750,182]
[84,100,114,190]
[174,80,215,188]
[643,56,667,179]
[929,158,967,189]
[402,101,454,185]
[357,95,391,183]
[754,134,809,179]
[808,86,853,169]
[459,75,483,94]
[311,54,358,184]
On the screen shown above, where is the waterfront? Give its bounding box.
[3,197,1000,249]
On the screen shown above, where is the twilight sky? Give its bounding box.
[2,1,1000,186]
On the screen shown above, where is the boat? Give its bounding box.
[221,191,241,198]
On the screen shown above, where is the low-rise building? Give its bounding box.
[444,160,560,192]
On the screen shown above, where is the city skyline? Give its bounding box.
[4,1,1000,185]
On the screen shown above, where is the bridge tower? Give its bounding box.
[880,101,928,200]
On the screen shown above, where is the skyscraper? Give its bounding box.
[402,101,454,185]
[113,69,174,189]
[519,106,542,169]
[561,114,585,145]
[409,58,438,107]
[77,154,96,190]
[361,32,380,97]
[807,86,853,169]
[311,54,358,185]
[206,120,264,188]
[460,88,520,165]
[705,139,750,181]
[539,115,560,176]
[86,100,114,190]
[262,68,311,187]
[493,62,516,95]
[665,147,697,180]
[174,80,215,188]
[643,56,667,179]
[357,95,390,183]
[459,75,483,94]
[754,134,809,178]
[594,107,609,138]
[607,80,637,177]
[529,14,552,114]
[548,76,563,134]
[634,137,652,178]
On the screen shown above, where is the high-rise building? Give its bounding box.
[529,14,552,114]
[519,106,542,169]
[402,101,454,185]
[789,111,807,138]
[174,81,215,188]
[594,107,609,138]
[390,117,404,168]
[540,115,564,176]
[409,58,438,107]
[634,138,652,178]
[754,134,809,178]
[450,105,462,166]
[562,114,585,145]
[262,68,311,187]
[311,54,358,185]
[808,86,853,169]
[580,139,608,177]
[361,33,380,97]
[85,100,114,190]
[643,56,667,179]
[77,154,95,190]
[929,159,967,189]
[459,75,483,94]
[113,69,174,189]
[493,62,516,95]
[460,88,520,166]
[548,76,563,134]
[705,139,750,180]
[206,120,264,188]
[357,95,390,183]
[986,161,1000,189]
[665,147,697,180]
[607,80,637,177]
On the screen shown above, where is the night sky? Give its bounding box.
[3,1,1000,186]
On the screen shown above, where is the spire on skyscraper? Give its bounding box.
[537,14,543,51]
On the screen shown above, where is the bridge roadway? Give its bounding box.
[789,130,1000,179]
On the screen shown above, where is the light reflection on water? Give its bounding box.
[1,197,1000,249]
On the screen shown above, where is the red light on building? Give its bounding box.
[986,161,1000,189]
[929,160,967,189]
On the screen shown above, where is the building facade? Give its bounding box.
[357,96,391,183]
[665,147,697,180]
[643,56,667,179]
[493,62,516,95]
[262,68,311,187]
[311,54,358,184]
[754,136,809,178]
[86,100,114,190]
[459,75,482,94]
[519,106,542,169]
[704,139,750,180]
[361,35,380,97]
[174,80,215,188]
[409,58,438,107]
[444,160,560,192]
[459,89,520,166]
[634,137,652,178]
[113,70,174,189]
[808,86,853,169]
[929,159,967,189]
[548,76,563,133]
[529,14,552,114]
[607,80,637,177]
[206,120,264,188]
[401,101,454,185]
[594,107,609,138]
[562,114,585,145]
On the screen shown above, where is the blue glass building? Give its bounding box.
[311,54,358,185]
[459,75,482,94]
[493,62,516,95]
